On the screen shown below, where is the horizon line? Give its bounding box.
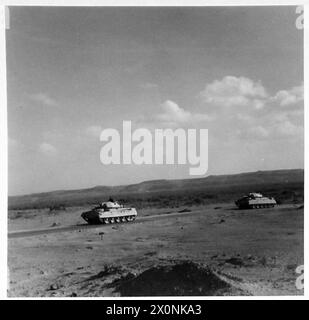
[8,167,304,198]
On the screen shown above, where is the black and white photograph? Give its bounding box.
[3,2,305,298]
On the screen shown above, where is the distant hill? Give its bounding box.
[8,169,304,210]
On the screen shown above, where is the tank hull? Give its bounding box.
[81,207,137,224]
[235,195,277,209]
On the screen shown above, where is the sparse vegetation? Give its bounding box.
[49,205,66,212]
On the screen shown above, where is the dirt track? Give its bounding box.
[8,210,196,239]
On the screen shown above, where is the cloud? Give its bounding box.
[85,125,102,138]
[271,84,304,107]
[199,76,303,141]
[237,113,303,141]
[39,142,57,156]
[29,93,58,107]
[157,100,191,123]
[155,100,213,125]
[200,76,267,109]
[200,76,303,111]
[274,120,303,137]
[139,76,303,142]
[237,120,303,141]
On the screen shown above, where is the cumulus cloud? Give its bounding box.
[29,93,58,107]
[200,76,267,109]
[140,76,304,142]
[85,125,102,138]
[200,76,303,112]
[198,76,303,141]
[155,100,213,125]
[39,142,57,156]
[157,100,191,123]
[271,84,304,107]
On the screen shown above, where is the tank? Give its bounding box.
[235,192,277,209]
[81,200,137,224]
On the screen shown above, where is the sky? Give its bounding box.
[7,6,304,195]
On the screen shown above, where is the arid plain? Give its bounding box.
[8,170,304,296]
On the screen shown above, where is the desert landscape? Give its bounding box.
[8,169,304,297]
[5,6,304,300]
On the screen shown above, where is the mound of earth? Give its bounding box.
[110,261,244,296]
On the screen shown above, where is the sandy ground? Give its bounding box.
[8,203,304,297]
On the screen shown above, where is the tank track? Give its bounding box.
[249,204,276,209]
[99,215,136,224]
